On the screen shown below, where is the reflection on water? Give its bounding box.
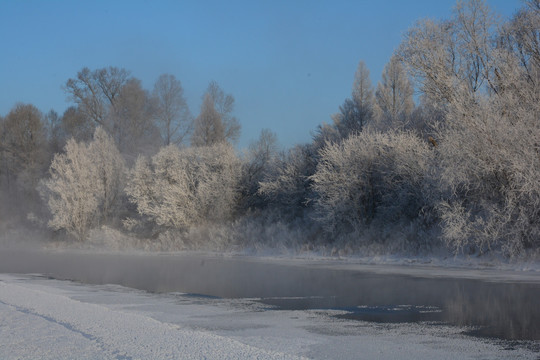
[0,249,538,341]
[443,280,540,340]
[336,304,444,323]
[259,275,540,341]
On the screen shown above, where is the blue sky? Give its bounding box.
[0,0,522,148]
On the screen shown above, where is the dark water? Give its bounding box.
[258,275,540,341]
[0,249,539,341]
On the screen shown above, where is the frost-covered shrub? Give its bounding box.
[229,209,322,253]
[238,129,278,212]
[87,225,135,250]
[397,0,540,257]
[310,130,433,239]
[436,92,540,256]
[89,128,127,221]
[258,144,318,218]
[125,143,241,232]
[42,127,126,241]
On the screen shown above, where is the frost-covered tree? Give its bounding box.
[497,0,540,105]
[311,130,432,237]
[206,81,241,144]
[399,0,497,112]
[435,80,540,256]
[399,18,458,110]
[44,109,65,155]
[1,104,48,201]
[332,98,367,138]
[330,61,374,139]
[110,78,159,155]
[373,55,414,130]
[504,0,540,84]
[42,127,125,240]
[126,143,241,231]
[399,0,540,257]
[191,94,225,147]
[239,129,279,211]
[2,104,47,174]
[43,139,99,240]
[152,74,192,146]
[60,106,95,143]
[191,82,241,147]
[88,128,127,221]
[65,67,130,128]
[352,60,375,113]
[65,67,160,155]
[259,143,318,217]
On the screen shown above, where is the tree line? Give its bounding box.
[1,0,539,257]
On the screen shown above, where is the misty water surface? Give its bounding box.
[0,249,538,341]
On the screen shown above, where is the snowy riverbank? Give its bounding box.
[1,273,538,359]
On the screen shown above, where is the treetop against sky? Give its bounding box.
[0,0,521,148]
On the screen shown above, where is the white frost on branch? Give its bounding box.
[42,127,125,240]
[125,143,241,230]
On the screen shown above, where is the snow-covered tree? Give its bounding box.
[259,144,317,217]
[352,60,375,113]
[330,60,374,140]
[373,55,414,130]
[126,143,241,231]
[400,0,540,256]
[88,127,127,221]
[42,127,125,240]
[0,103,49,211]
[65,67,160,155]
[152,74,192,146]
[239,129,279,211]
[1,104,47,180]
[60,106,95,143]
[206,81,241,144]
[398,0,497,112]
[43,139,99,240]
[191,82,241,147]
[191,94,225,147]
[110,78,159,155]
[435,82,540,256]
[65,67,130,129]
[311,130,432,237]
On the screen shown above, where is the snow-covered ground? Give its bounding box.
[0,273,538,360]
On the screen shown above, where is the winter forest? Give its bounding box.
[1,0,539,259]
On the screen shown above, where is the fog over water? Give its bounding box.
[1,249,538,341]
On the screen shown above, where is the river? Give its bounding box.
[0,249,538,341]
